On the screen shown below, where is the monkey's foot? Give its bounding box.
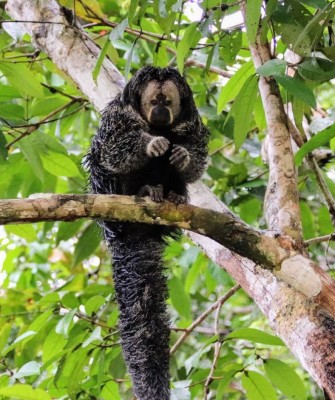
[167,191,187,204]
[138,184,164,202]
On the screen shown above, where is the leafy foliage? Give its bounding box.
[0,0,334,399]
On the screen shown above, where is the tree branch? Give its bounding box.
[240,2,303,245]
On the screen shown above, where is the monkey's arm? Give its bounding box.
[90,99,168,175]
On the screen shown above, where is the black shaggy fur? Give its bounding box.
[85,66,209,400]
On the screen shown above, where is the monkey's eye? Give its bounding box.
[151,99,158,106]
[163,100,172,106]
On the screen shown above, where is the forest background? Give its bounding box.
[1,0,335,399]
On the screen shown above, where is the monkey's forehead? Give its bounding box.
[141,80,180,100]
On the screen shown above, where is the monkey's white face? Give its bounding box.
[140,80,181,127]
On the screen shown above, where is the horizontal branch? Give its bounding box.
[1,193,286,269]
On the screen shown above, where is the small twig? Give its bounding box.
[74,312,111,330]
[170,285,240,355]
[305,233,335,246]
[171,326,228,335]
[203,290,229,399]
[5,99,86,148]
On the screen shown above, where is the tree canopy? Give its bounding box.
[0,0,335,399]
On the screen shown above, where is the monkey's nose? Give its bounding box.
[150,105,171,126]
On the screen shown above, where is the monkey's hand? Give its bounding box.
[146,136,170,157]
[170,145,190,171]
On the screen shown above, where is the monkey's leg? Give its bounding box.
[167,191,188,204]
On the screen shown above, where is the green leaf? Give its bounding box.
[177,23,202,74]
[18,136,45,182]
[318,206,333,235]
[224,74,259,149]
[158,0,168,18]
[28,309,53,332]
[3,331,36,356]
[217,61,255,113]
[13,361,40,379]
[30,97,69,117]
[41,151,80,177]
[73,223,101,266]
[257,59,287,77]
[246,0,263,44]
[128,0,139,26]
[0,385,51,400]
[300,201,315,239]
[56,220,84,245]
[242,371,278,400]
[0,103,25,121]
[101,381,121,400]
[168,276,191,319]
[205,41,219,72]
[293,2,335,55]
[0,63,44,99]
[55,308,77,337]
[264,359,307,400]
[38,292,60,306]
[66,347,91,399]
[93,38,111,83]
[226,328,285,346]
[42,329,67,363]
[298,57,335,82]
[0,131,8,161]
[300,0,327,7]
[0,84,20,101]
[124,40,136,80]
[5,224,38,242]
[82,326,103,347]
[295,124,335,165]
[216,364,242,399]
[273,74,316,109]
[109,18,128,41]
[85,295,106,316]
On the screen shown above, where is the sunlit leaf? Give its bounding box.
[168,276,191,319]
[84,295,106,316]
[55,308,77,337]
[295,124,335,165]
[177,23,202,74]
[41,151,80,177]
[264,359,307,400]
[0,63,44,99]
[246,0,263,44]
[217,61,255,113]
[242,371,278,400]
[82,326,103,347]
[0,385,51,400]
[13,361,40,379]
[226,328,285,346]
[5,224,37,241]
[224,74,259,149]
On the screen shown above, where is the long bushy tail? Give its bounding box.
[104,223,170,400]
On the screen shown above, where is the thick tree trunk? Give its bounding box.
[5,0,335,396]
